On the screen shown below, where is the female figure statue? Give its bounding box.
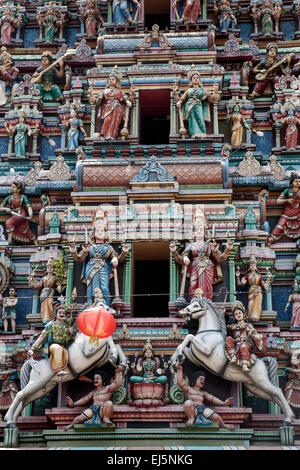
[29,258,61,323]
[2,288,18,334]
[4,111,35,157]
[32,51,64,102]
[89,66,134,140]
[282,107,300,151]
[225,301,264,372]
[284,280,300,328]
[235,255,271,322]
[227,103,252,147]
[173,65,219,138]
[64,107,87,150]
[69,209,130,305]
[269,173,300,243]
[261,0,274,36]
[170,223,233,301]
[80,0,103,37]
[0,180,37,246]
[37,2,63,43]
[0,356,18,421]
[0,5,21,45]
[130,339,168,385]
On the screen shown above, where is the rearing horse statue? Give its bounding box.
[170,297,295,425]
[5,332,127,427]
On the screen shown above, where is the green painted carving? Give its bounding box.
[112,385,128,405]
[169,384,186,404]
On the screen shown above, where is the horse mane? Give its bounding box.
[203,298,227,339]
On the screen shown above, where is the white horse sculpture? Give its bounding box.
[5,333,127,427]
[170,298,295,424]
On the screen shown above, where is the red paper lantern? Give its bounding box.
[77,307,116,344]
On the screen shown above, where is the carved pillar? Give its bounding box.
[90,104,96,137]
[122,242,132,313]
[32,288,39,314]
[246,119,253,144]
[131,90,139,139]
[170,92,178,136]
[264,273,273,311]
[228,246,238,303]
[32,133,38,154]
[202,0,207,19]
[213,101,219,134]
[8,135,13,154]
[274,122,281,148]
[169,246,179,303]
[66,256,74,305]
[107,0,112,23]
[59,123,66,149]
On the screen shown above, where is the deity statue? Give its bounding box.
[235,256,272,322]
[4,110,38,157]
[0,48,19,105]
[128,339,169,407]
[173,65,219,139]
[176,364,234,428]
[0,4,21,45]
[0,180,37,246]
[130,339,168,385]
[64,106,87,150]
[285,280,300,329]
[28,258,62,323]
[112,0,140,25]
[69,209,130,306]
[170,213,233,301]
[250,0,282,36]
[31,51,65,102]
[225,300,264,372]
[88,66,134,140]
[27,302,75,377]
[269,173,300,243]
[65,365,123,429]
[173,0,201,25]
[281,107,300,151]
[2,288,18,334]
[284,347,300,416]
[227,103,252,147]
[37,2,66,43]
[79,0,103,37]
[249,44,293,99]
[214,0,237,33]
[0,356,18,421]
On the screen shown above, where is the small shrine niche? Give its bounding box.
[139,89,170,144]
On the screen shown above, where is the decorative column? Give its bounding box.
[65,255,74,305]
[202,0,207,19]
[264,272,273,311]
[170,91,178,136]
[131,90,139,139]
[246,119,253,144]
[169,245,179,303]
[122,242,132,313]
[274,122,281,148]
[59,123,66,149]
[32,288,39,314]
[213,101,219,135]
[228,245,238,303]
[90,104,96,137]
[8,135,13,154]
[107,1,112,23]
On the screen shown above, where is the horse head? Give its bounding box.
[179,299,208,319]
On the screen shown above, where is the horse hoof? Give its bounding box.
[283,420,294,427]
[6,423,17,429]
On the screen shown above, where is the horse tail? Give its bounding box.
[20,360,32,389]
[261,356,278,385]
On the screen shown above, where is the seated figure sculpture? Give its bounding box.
[27,302,75,377]
[176,363,234,428]
[128,339,169,407]
[225,301,264,372]
[65,366,123,429]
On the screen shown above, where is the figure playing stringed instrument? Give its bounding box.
[249,43,294,99]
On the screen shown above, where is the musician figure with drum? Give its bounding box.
[249,43,293,99]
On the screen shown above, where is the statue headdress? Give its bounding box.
[143,338,154,354]
[188,64,202,83]
[231,300,245,315]
[109,65,122,84]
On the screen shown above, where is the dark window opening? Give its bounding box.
[134,260,169,317]
[139,89,170,145]
[144,0,170,31]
